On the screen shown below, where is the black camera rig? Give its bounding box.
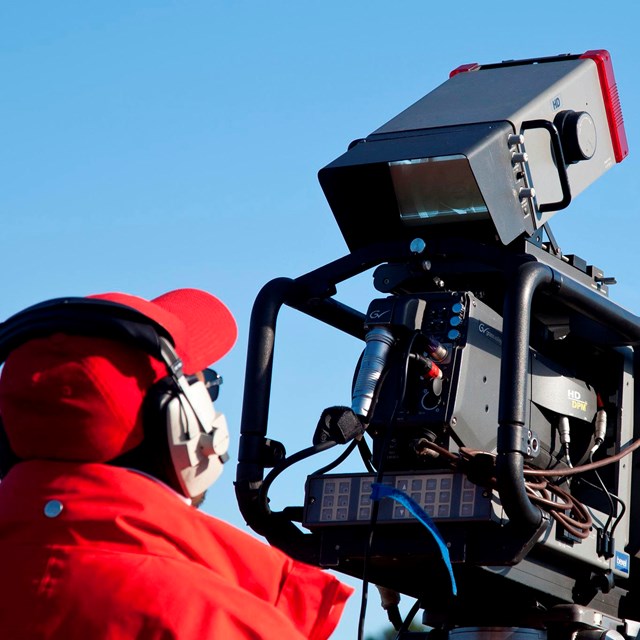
[236,51,639,639]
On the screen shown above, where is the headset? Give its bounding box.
[0,297,230,499]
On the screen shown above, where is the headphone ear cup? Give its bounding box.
[0,417,20,479]
[138,376,185,495]
[114,375,229,500]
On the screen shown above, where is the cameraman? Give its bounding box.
[0,288,352,639]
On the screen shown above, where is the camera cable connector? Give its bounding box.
[408,352,443,380]
[591,394,607,455]
[425,336,448,363]
[351,326,395,420]
[375,586,403,631]
[558,416,573,468]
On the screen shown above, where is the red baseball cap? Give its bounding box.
[0,288,237,463]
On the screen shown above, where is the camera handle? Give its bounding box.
[520,119,572,213]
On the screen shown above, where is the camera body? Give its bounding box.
[236,50,639,636]
[301,273,635,615]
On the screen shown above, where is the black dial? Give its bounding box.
[554,110,597,164]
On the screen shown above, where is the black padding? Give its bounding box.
[110,376,183,494]
[0,297,174,364]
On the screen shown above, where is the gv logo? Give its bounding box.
[369,310,391,320]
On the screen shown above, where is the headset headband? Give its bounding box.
[0,297,175,366]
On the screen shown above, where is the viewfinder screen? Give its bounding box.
[390,155,489,225]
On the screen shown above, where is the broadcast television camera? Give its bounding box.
[236,50,639,639]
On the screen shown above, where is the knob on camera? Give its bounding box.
[554,110,597,164]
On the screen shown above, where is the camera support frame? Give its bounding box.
[236,236,640,619]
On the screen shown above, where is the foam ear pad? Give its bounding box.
[112,376,183,494]
[143,376,185,493]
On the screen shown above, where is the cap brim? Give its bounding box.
[89,289,237,373]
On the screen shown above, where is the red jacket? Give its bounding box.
[0,461,352,639]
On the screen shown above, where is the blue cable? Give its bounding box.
[371,482,457,597]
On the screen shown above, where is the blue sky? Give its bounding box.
[2,3,639,637]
